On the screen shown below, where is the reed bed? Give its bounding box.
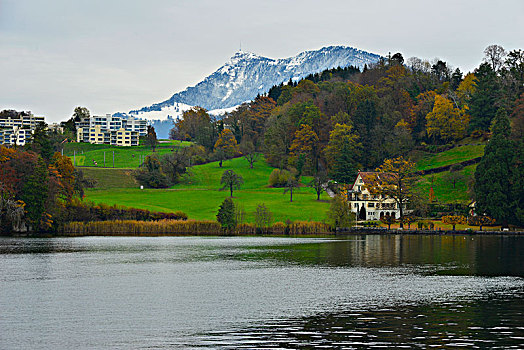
[60,219,332,236]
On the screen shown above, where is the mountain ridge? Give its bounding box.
[121,45,381,137]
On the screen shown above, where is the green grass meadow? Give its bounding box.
[85,156,331,222]
[415,144,485,171]
[80,141,484,222]
[416,164,477,203]
[63,140,190,168]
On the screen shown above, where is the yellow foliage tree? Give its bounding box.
[214,129,238,167]
[426,95,470,142]
[367,156,418,229]
[289,124,319,174]
[456,73,477,107]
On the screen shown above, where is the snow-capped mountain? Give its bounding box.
[123,46,381,137]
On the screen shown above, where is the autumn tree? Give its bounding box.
[326,194,353,228]
[409,91,437,139]
[52,152,76,203]
[289,124,319,174]
[220,170,243,198]
[380,214,396,230]
[442,215,467,231]
[367,156,419,228]
[244,96,276,146]
[426,95,469,142]
[456,73,477,107]
[171,107,216,151]
[214,129,238,167]
[468,216,495,231]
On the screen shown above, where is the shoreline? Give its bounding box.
[4,227,524,238]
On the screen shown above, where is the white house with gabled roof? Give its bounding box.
[347,171,402,221]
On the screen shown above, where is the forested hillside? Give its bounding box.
[172,46,523,178]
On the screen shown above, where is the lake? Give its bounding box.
[1,235,523,349]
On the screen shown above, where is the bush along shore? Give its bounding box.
[59,220,332,236]
[58,220,524,237]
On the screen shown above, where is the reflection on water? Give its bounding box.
[0,235,523,349]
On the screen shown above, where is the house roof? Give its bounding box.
[350,171,396,191]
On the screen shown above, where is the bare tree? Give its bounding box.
[484,44,507,71]
[283,177,299,202]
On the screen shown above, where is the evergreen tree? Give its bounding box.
[512,141,524,226]
[469,63,499,132]
[450,68,463,90]
[216,197,236,231]
[27,122,53,162]
[20,157,48,229]
[330,141,358,184]
[474,108,516,225]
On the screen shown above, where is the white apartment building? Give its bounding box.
[0,127,33,146]
[0,112,45,129]
[75,114,145,146]
[0,111,45,146]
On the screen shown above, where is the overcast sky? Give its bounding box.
[1,0,522,122]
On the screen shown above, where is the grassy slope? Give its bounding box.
[414,144,485,171]
[63,140,191,168]
[82,142,485,222]
[417,164,477,203]
[81,168,137,189]
[412,144,484,204]
[85,157,331,222]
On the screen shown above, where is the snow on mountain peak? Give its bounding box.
[123,45,381,138]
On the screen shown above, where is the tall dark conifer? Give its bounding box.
[469,63,499,132]
[331,141,358,184]
[474,108,516,225]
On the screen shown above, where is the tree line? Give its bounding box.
[168,45,523,227]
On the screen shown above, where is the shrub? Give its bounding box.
[468,215,496,230]
[254,203,272,233]
[268,169,292,187]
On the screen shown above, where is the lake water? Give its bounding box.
[1,235,523,349]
